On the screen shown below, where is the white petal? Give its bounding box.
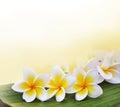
[87,70,104,84]
[23,68,37,83]
[47,88,58,99]
[65,75,80,94]
[56,87,65,102]
[51,65,65,79]
[97,66,112,80]
[36,87,48,101]
[75,88,88,101]
[102,55,112,68]
[106,70,120,84]
[73,67,86,77]
[66,84,81,94]
[86,58,103,70]
[35,74,50,87]
[65,86,76,94]
[51,66,65,85]
[12,81,29,92]
[88,85,103,98]
[23,89,36,102]
[65,74,76,88]
[112,64,120,71]
[97,74,104,84]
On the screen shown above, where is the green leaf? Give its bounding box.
[0,82,120,107]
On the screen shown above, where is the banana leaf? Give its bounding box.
[0,82,120,107]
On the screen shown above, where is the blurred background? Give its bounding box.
[0,0,120,84]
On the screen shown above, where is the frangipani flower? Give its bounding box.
[12,68,48,102]
[97,54,120,84]
[47,66,75,102]
[66,68,103,101]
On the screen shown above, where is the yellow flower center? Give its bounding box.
[57,84,62,90]
[29,83,36,90]
[81,83,88,89]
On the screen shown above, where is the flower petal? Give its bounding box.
[97,66,112,80]
[88,85,103,98]
[74,67,86,77]
[35,74,49,87]
[86,70,104,84]
[112,64,120,71]
[74,68,86,84]
[102,55,112,68]
[66,83,82,94]
[48,79,57,88]
[51,66,65,84]
[23,89,36,102]
[61,78,69,89]
[23,68,37,83]
[106,70,120,84]
[47,88,58,99]
[86,58,103,70]
[35,87,48,101]
[62,74,75,89]
[75,88,88,101]
[76,73,85,84]
[12,81,29,92]
[56,87,65,102]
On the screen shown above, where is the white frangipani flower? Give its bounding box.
[97,54,120,84]
[47,66,75,102]
[66,68,103,101]
[12,68,49,102]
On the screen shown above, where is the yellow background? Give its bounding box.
[0,0,120,84]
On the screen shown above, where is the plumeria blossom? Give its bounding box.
[97,54,120,84]
[66,68,103,101]
[12,68,49,102]
[47,66,75,102]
